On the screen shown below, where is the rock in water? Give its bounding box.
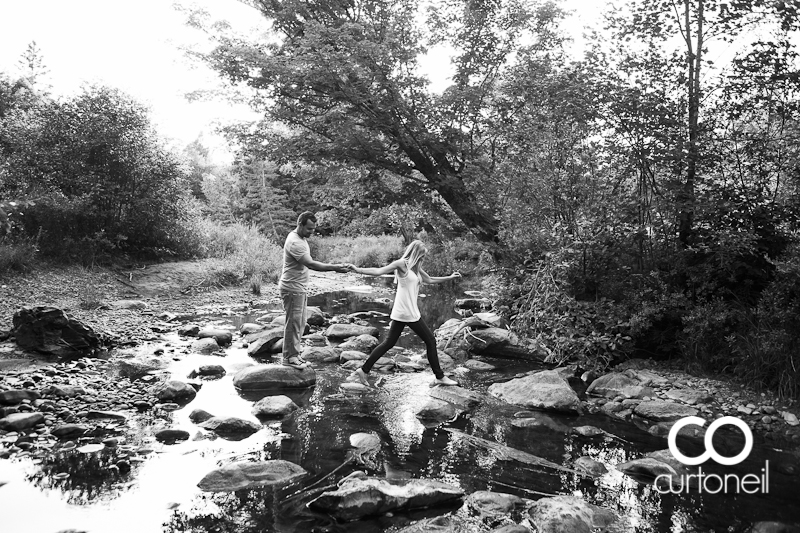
[488,370,582,414]
[197,460,307,492]
[232,364,316,390]
[308,477,464,521]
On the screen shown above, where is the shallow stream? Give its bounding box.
[1,277,799,532]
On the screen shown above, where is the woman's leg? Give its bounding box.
[361,320,406,373]
[408,319,444,379]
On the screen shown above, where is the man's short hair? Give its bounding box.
[297,211,317,226]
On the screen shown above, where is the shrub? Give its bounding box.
[496,255,634,370]
[0,238,38,274]
[196,219,283,285]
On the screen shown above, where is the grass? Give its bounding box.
[0,239,38,275]
[311,234,406,267]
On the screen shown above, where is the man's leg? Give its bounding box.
[281,290,307,367]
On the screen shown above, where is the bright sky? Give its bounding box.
[0,0,609,161]
[0,0,266,160]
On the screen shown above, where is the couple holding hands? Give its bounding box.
[279,212,462,387]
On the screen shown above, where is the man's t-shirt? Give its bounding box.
[279,231,311,293]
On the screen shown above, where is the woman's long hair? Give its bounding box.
[399,240,427,275]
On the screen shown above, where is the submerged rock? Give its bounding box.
[197,460,307,492]
[528,495,617,533]
[464,490,525,519]
[308,477,464,521]
[416,398,456,422]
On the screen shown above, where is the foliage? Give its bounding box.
[195,218,283,284]
[310,234,405,267]
[496,254,634,370]
[191,0,575,248]
[0,238,38,275]
[0,84,200,260]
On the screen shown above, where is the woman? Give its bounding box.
[348,240,462,387]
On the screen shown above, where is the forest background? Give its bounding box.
[1,0,800,399]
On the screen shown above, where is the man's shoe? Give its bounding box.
[432,376,458,386]
[282,356,309,369]
[348,368,371,387]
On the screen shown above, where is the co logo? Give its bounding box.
[668,416,753,466]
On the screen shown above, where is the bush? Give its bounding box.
[2,86,199,261]
[0,238,38,274]
[196,219,283,284]
[496,255,634,370]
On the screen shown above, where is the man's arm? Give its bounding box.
[298,255,351,273]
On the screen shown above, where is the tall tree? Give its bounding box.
[192,0,566,249]
[610,0,800,246]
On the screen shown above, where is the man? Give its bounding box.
[279,211,351,368]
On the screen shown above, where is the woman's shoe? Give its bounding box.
[348,368,371,387]
[432,376,458,386]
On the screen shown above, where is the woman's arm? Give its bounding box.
[419,269,462,284]
[352,258,407,277]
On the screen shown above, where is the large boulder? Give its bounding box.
[324,324,380,340]
[308,476,464,521]
[489,370,582,414]
[198,460,307,492]
[12,306,100,357]
[466,327,546,360]
[528,495,617,533]
[233,364,317,390]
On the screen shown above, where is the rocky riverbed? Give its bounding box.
[1,260,800,533]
